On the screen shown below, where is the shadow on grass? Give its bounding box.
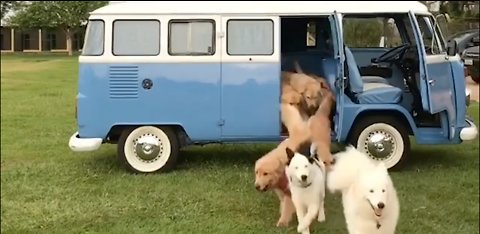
[81,143,276,174]
[401,144,476,172]
[84,137,477,174]
[176,143,276,168]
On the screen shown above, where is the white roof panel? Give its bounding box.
[93,1,430,16]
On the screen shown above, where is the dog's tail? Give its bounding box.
[326,145,367,193]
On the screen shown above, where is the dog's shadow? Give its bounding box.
[176,143,275,170]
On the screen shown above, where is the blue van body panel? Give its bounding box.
[77,62,282,142]
[78,63,222,141]
[338,97,418,141]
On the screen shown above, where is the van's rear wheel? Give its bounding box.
[118,126,179,173]
[347,116,410,171]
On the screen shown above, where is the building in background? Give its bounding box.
[1,25,85,53]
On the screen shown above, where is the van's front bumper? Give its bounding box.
[460,118,478,141]
[68,131,103,152]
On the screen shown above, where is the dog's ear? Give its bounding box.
[299,152,316,164]
[307,155,315,164]
[286,147,295,165]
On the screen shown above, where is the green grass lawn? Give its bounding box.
[1,54,479,234]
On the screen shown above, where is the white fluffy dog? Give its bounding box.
[285,147,326,234]
[327,146,400,234]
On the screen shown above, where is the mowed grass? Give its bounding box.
[1,54,479,234]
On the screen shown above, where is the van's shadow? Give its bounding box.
[176,143,276,169]
[400,144,476,172]
[85,143,475,173]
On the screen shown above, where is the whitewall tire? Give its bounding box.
[348,116,410,171]
[117,126,179,173]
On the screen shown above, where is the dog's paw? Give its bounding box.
[276,219,289,227]
[317,210,326,222]
[297,222,308,233]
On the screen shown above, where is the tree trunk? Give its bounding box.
[66,28,73,56]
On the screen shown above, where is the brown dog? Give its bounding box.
[254,128,311,227]
[281,84,309,119]
[307,88,336,169]
[255,61,334,227]
[290,61,330,116]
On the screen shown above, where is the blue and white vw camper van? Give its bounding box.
[69,1,478,173]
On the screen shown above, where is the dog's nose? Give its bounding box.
[377,202,385,209]
[301,175,307,181]
[255,185,261,191]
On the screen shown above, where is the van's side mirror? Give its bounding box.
[447,39,458,56]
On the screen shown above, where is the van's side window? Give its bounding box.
[113,20,160,56]
[168,20,215,56]
[227,19,274,55]
[82,20,104,56]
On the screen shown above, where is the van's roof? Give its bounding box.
[92,1,430,16]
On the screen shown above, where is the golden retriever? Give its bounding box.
[254,136,311,227]
[254,61,335,227]
[308,88,336,169]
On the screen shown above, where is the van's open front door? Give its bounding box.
[329,11,344,142]
[408,11,457,139]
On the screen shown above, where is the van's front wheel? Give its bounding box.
[118,126,179,173]
[348,116,410,171]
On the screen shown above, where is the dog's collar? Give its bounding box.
[366,199,382,229]
[278,173,291,196]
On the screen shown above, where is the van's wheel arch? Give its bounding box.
[347,115,411,171]
[117,126,179,173]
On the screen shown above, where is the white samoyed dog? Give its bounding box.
[327,145,400,234]
[285,147,326,234]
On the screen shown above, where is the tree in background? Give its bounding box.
[8,1,108,56]
[419,1,479,37]
[1,1,20,20]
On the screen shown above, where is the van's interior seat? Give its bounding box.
[363,76,389,84]
[345,47,402,104]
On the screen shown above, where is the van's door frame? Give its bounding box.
[330,11,345,142]
[408,11,457,139]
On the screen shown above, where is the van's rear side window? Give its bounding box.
[82,20,105,56]
[168,20,215,56]
[113,20,161,56]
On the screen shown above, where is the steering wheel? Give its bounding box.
[372,43,411,64]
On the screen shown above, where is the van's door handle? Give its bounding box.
[428,79,435,85]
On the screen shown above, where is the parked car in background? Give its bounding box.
[462,46,479,84]
[447,29,479,53]
[447,29,479,84]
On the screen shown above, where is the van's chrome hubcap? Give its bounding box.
[133,134,163,162]
[364,131,394,160]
